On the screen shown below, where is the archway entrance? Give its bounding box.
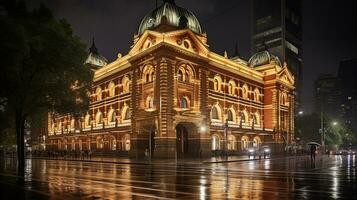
[176,124,189,158]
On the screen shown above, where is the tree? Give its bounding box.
[295,112,356,149]
[0,1,92,174]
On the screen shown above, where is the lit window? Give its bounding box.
[123,108,131,120]
[178,70,184,82]
[96,112,103,125]
[85,114,91,128]
[228,135,236,151]
[211,106,219,120]
[180,97,188,108]
[122,76,130,93]
[108,109,116,123]
[212,135,220,150]
[96,87,102,101]
[227,110,234,122]
[108,82,115,97]
[146,96,154,109]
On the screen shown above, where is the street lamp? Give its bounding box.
[200,126,206,133]
[322,120,338,150]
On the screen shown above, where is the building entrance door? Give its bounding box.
[176,124,188,158]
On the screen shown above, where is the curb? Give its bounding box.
[27,157,150,165]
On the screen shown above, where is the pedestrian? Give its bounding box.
[88,150,92,160]
[144,148,150,161]
[310,145,316,162]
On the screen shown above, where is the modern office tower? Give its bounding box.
[252,0,302,107]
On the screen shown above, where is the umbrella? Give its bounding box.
[307,142,321,146]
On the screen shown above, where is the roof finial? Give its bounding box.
[233,42,240,57]
[224,50,228,58]
[89,37,98,54]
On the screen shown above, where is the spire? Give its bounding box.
[89,37,98,54]
[233,42,240,57]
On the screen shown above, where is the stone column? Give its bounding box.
[154,58,176,158]
[130,66,141,158]
[199,68,211,157]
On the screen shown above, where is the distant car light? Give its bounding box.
[248,149,255,153]
[264,149,270,153]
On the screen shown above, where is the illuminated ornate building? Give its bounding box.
[46,0,295,158]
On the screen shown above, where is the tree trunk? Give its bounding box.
[15,111,25,176]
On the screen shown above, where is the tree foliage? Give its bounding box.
[0,1,92,172]
[295,113,356,149]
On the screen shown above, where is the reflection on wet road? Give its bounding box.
[0,155,356,199]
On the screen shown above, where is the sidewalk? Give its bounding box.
[24,154,288,165]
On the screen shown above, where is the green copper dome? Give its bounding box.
[248,50,282,67]
[138,0,202,35]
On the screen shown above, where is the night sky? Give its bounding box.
[28,0,357,113]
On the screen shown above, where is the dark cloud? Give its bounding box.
[27,0,357,112]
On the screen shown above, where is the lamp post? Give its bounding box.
[224,119,228,161]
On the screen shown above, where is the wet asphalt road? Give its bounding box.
[0,155,356,199]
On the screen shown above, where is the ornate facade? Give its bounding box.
[46,0,295,158]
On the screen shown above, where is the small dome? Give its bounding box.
[138,0,202,35]
[248,50,282,67]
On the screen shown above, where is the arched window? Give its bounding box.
[108,82,115,97]
[228,135,236,151]
[240,110,248,124]
[51,123,55,132]
[253,112,260,126]
[58,121,62,131]
[211,135,220,150]
[143,65,155,83]
[242,84,249,99]
[96,137,104,149]
[122,76,130,93]
[70,119,75,130]
[123,108,131,121]
[96,112,103,125]
[123,135,130,151]
[186,72,190,82]
[227,109,234,122]
[254,88,260,102]
[228,80,236,95]
[108,109,116,124]
[96,87,102,101]
[241,136,249,150]
[281,93,288,105]
[178,69,184,82]
[211,106,220,120]
[180,97,188,108]
[253,115,257,125]
[85,114,91,128]
[214,79,219,91]
[111,138,117,151]
[253,136,261,148]
[146,96,154,109]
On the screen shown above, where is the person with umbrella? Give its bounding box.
[307,142,320,162]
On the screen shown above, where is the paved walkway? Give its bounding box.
[25,154,289,165]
